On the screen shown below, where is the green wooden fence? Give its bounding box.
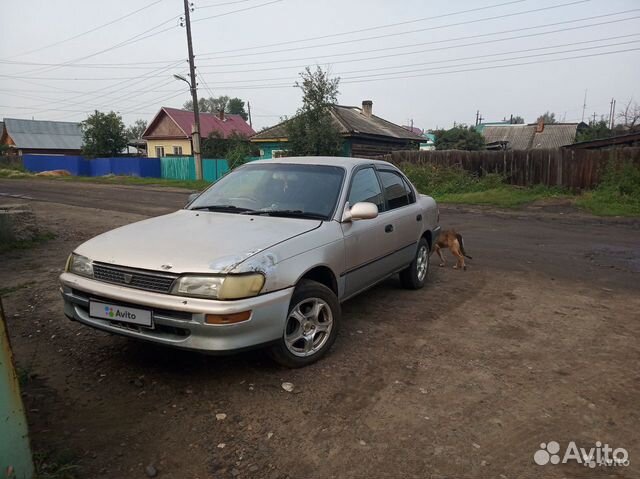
[160,157,259,182]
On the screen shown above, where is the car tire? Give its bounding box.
[268,279,341,368]
[399,237,430,290]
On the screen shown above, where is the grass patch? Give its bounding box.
[402,163,572,208]
[439,185,570,208]
[0,232,56,254]
[0,280,35,297]
[0,168,209,190]
[53,174,210,190]
[575,161,640,216]
[33,451,79,479]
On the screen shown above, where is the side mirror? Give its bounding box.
[342,202,378,222]
[187,192,199,206]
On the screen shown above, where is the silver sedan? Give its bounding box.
[59,156,440,367]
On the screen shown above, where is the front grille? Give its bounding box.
[92,263,177,293]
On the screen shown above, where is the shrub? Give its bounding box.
[400,163,504,196]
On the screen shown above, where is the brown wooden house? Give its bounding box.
[250,101,422,159]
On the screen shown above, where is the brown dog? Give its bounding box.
[433,229,472,270]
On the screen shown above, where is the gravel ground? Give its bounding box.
[1,179,639,479]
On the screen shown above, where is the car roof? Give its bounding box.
[249,156,397,169]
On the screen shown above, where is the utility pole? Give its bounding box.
[592,112,597,124]
[610,99,616,130]
[609,98,616,130]
[182,0,202,180]
[581,89,587,122]
[475,110,480,126]
[247,101,253,128]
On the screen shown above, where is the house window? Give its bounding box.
[155,146,165,158]
[272,149,286,158]
[173,146,183,156]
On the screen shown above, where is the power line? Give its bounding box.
[5,9,636,81]
[192,47,640,90]
[195,13,640,72]
[2,0,164,60]
[192,0,282,22]
[197,0,590,58]
[196,0,270,9]
[19,15,182,77]
[196,0,529,56]
[197,34,640,85]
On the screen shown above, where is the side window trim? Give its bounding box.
[401,176,416,204]
[376,166,411,211]
[345,164,386,213]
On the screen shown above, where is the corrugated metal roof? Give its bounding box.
[3,118,83,150]
[482,123,580,150]
[251,105,423,142]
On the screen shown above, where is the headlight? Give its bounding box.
[171,274,265,300]
[66,253,93,278]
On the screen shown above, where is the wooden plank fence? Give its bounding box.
[377,148,640,190]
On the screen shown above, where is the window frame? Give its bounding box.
[172,145,183,156]
[376,167,414,212]
[344,164,387,214]
[155,146,165,158]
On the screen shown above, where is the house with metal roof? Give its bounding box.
[142,107,255,158]
[480,120,587,150]
[250,101,423,159]
[1,118,83,155]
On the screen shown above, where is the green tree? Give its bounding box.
[434,125,485,151]
[183,95,248,120]
[201,131,255,168]
[126,119,147,140]
[81,110,128,157]
[286,66,343,156]
[536,111,557,124]
[575,118,612,143]
[510,115,525,124]
[227,97,248,120]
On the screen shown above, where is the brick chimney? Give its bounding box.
[536,118,544,133]
[362,100,373,118]
[218,109,225,121]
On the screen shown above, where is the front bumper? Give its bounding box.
[59,272,293,353]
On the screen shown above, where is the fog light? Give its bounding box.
[205,311,251,325]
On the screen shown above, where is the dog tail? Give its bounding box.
[456,233,473,259]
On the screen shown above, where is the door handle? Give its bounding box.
[385,224,394,233]
[416,214,422,221]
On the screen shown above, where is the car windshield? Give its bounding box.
[189,163,345,220]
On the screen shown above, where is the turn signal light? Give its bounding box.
[205,311,251,325]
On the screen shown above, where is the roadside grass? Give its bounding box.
[402,161,640,215]
[2,160,638,216]
[575,161,640,216]
[54,174,210,190]
[0,168,209,190]
[402,163,572,208]
[33,451,79,479]
[0,232,56,254]
[437,185,570,207]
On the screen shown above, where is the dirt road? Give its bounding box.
[1,179,639,479]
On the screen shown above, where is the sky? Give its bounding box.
[1,0,639,132]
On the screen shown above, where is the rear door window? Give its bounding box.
[379,170,411,210]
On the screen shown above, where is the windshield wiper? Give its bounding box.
[190,205,256,213]
[246,209,327,220]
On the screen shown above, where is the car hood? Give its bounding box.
[75,209,321,274]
